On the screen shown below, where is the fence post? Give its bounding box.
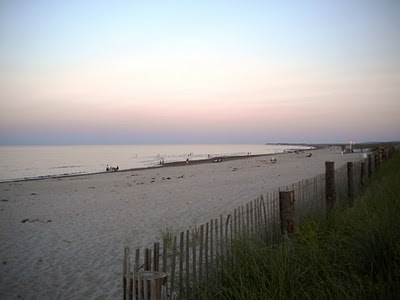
[368,154,372,178]
[279,190,295,237]
[375,153,380,170]
[347,162,354,202]
[325,161,336,213]
[361,161,365,187]
[123,247,130,300]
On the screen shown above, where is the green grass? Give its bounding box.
[200,154,400,299]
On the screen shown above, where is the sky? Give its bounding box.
[0,0,399,145]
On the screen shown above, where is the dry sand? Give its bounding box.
[0,147,364,299]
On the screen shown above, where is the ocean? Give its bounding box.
[0,144,312,182]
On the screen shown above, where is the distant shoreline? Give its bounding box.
[1,148,317,184]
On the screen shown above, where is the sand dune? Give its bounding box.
[0,147,364,299]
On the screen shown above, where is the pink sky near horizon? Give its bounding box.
[1,1,399,145]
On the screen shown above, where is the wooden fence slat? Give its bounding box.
[241,205,245,235]
[325,161,336,213]
[143,274,148,300]
[210,219,214,267]
[135,249,140,273]
[192,227,197,294]
[162,238,167,274]
[259,197,262,238]
[157,242,160,271]
[153,242,159,271]
[250,201,254,235]
[220,214,223,258]
[123,248,127,300]
[215,218,219,269]
[265,193,269,243]
[261,195,267,243]
[144,248,149,271]
[199,224,204,285]
[234,209,237,239]
[238,206,241,236]
[347,162,354,203]
[368,154,372,177]
[258,197,262,240]
[185,230,190,299]
[259,197,263,238]
[272,191,277,241]
[134,249,140,300]
[179,232,184,298]
[225,215,230,241]
[138,272,142,300]
[254,199,258,237]
[270,192,274,243]
[313,177,318,214]
[124,247,130,300]
[361,161,365,186]
[246,203,249,236]
[132,249,139,300]
[253,199,257,237]
[170,236,177,297]
[225,214,231,258]
[229,213,233,253]
[205,222,209,281]
[150,279,156,300]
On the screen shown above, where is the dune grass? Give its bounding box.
[200,154,400,299]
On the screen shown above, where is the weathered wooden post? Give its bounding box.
[325,161,336,213]
[361,161,366,187]
[347,162,354,202]
[123,247,130,300]
[145,248,150,271]
[375,153,380,170]
[279,190,295,237]
[368,154,373,178]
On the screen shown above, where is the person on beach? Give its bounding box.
[186,158,189,165]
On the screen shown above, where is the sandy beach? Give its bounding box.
[0,148,365,299]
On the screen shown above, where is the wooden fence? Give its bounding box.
[123,147,396,300]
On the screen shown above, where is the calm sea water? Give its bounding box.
[0,144,312,182]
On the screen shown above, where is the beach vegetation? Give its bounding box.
[199,154,400,299]
[158,226,175,250]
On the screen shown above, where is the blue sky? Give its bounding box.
[1,0,399,145]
